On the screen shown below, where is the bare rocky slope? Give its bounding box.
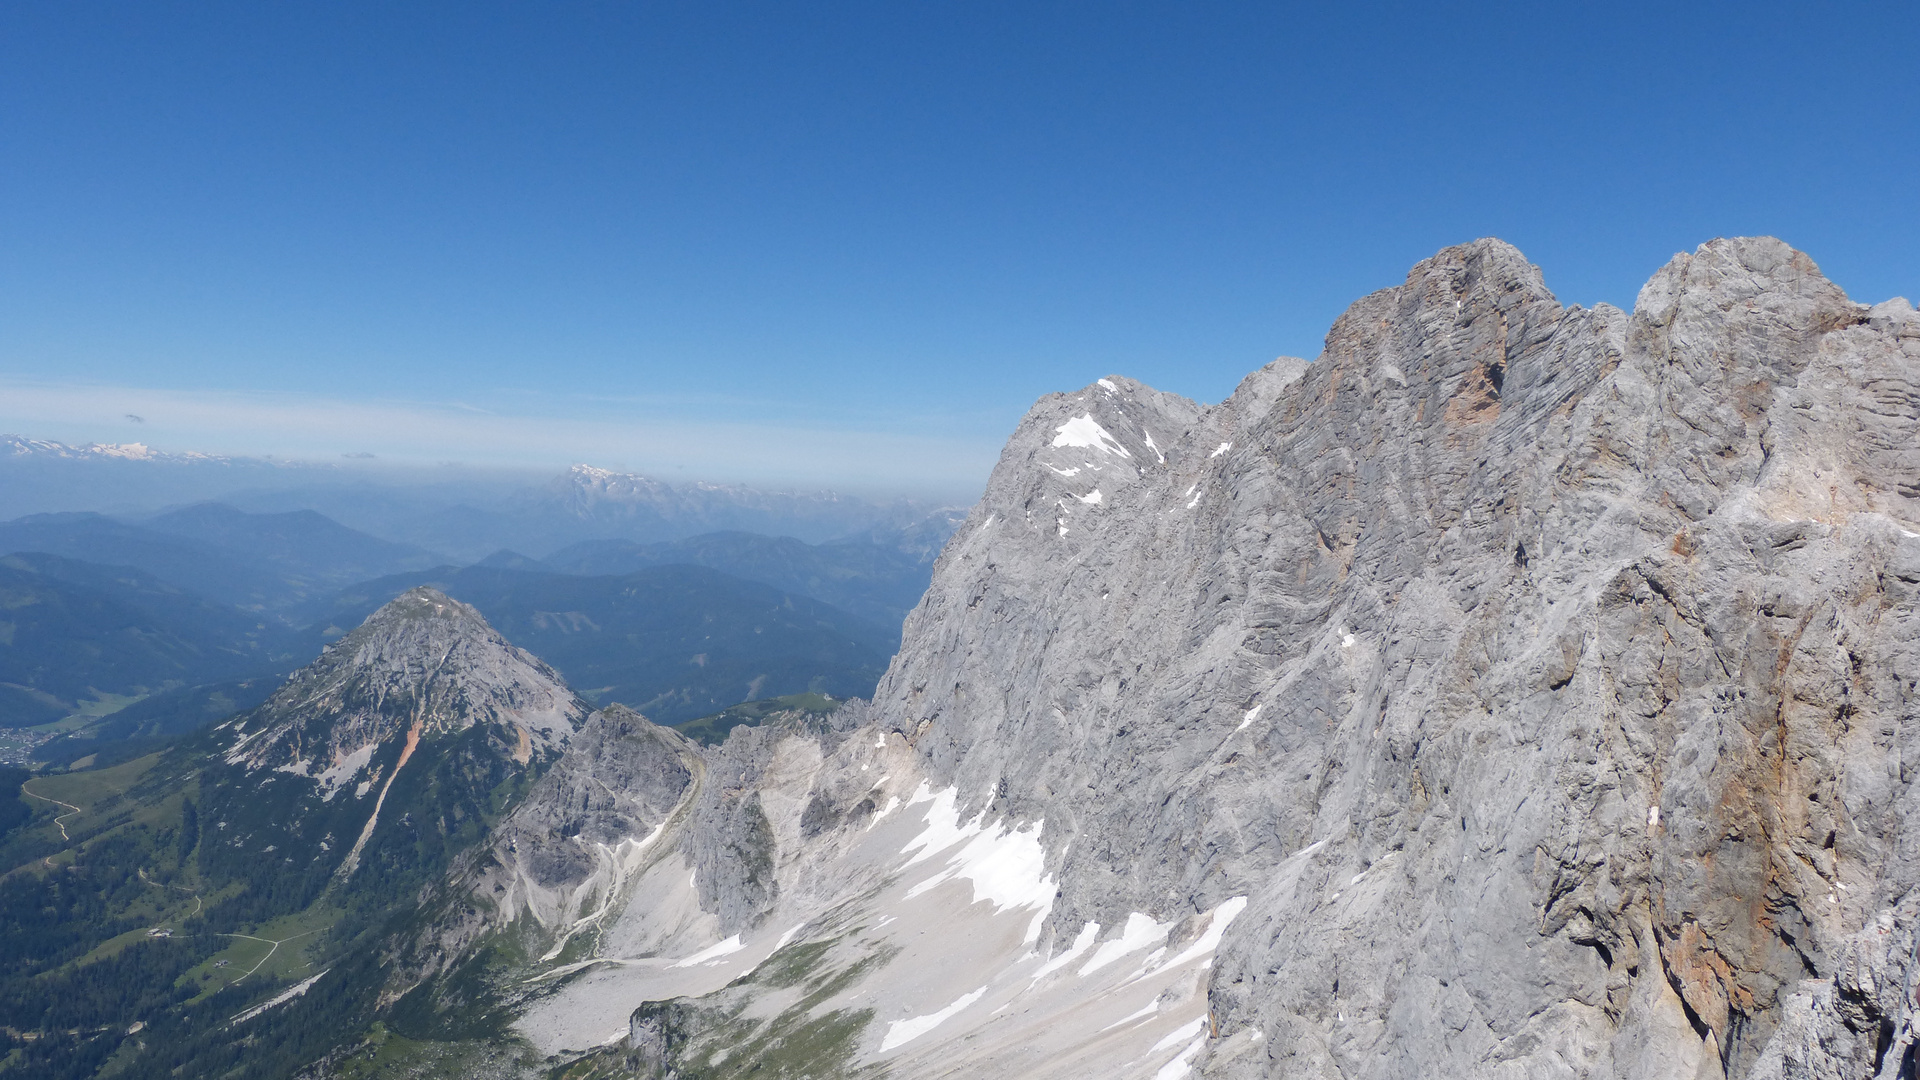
[201,587,588,901]
[396,237,1919,1080]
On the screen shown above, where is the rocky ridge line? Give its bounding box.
[402,237,1918,1080]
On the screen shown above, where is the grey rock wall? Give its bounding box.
[857,237,1920,1078]
[401,237,1915,1080]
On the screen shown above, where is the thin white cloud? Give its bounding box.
[0,380,997,499]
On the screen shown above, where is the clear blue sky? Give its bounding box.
[1,2,1914,497]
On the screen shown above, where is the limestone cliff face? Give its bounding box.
[429,238,1917,1080]
[870,236,1920,1078]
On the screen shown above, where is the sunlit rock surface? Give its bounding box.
[425,239,1920,1079]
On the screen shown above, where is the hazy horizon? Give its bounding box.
[2,2,1914,496]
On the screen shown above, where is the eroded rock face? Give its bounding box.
[204,588,588,883]
[862,237,1920,1078]
[421,238,1916,1080]
[225,587,583,788]
[484,705,699,926]
[181,587,593,1019]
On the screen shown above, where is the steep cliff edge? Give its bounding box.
[451,238,1919,1080]
[873,236,1920,1079]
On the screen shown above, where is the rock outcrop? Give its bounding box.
[201,587,587,893]
[225,587,582,783]
[428,238,1919,1080]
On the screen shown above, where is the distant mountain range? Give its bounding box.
[0,552,298,727]
[319,464,964,559]
[0,467,961,763]
[306,564,895,726]
[0,506,448,613]
[1,436,229,463]
[1,435,971,561]
[1,496,945,756]
[0,434,299,515]
[515,522,959,630]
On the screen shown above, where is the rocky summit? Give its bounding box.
[205,587,587,887]
[400,237,1917,1080]
[224,587,582,782]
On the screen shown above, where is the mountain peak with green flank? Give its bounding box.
[224,586,587,788]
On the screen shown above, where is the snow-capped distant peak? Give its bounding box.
[1,434,229,464]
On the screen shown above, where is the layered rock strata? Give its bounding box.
[441,238,1919,1080]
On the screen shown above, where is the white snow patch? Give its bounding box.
[1647,805,1661,830]
[1145,896,1248,976]
[868,796,901,828]
[1102,998,1161,1031]
[1052,415,1132,458]
[1080,913,1172,976]
[1153,1017,1208,1054]
[1076,489,1103,505]
[1236,705,1261,732]
[1057,518,1069,537]
[222,726,267,763]
[901,785,1055,943]
[1341,632,1356,648]
[1032,921,1100,981]
[1046,464,1082,478]
[671,935,745,967]
[1209,442,1232,458]
[1144,1014,1205,1076]
[1121,947,1167,983]
[229,969,330,1025]
[1143,430,1165,463]
[1097,378,1119,392]
[880,986,988,1052]
[315,743,378,801]
[275,760,312,778]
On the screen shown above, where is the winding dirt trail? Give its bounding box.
[133,868,320,986]
[221,928,323,985]
[138,867,203,919]
[20,783,82,841]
